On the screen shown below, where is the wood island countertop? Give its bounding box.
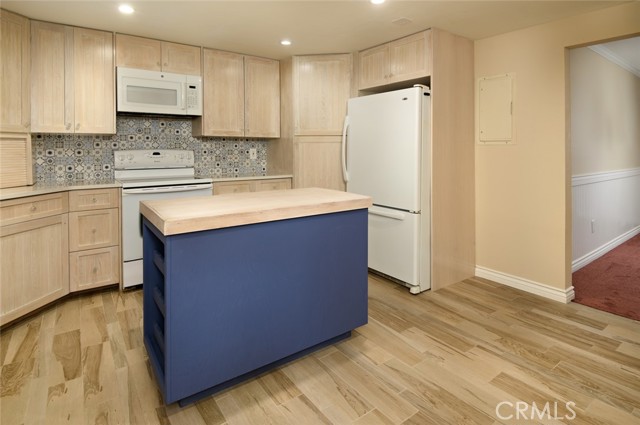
[140,187,372,236]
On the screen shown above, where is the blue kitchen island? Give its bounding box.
[139,188,372,406]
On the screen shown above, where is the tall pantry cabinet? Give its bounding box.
[270,54,352,191]
[30,21,114,134]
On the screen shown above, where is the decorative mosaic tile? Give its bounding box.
[33,116,268,183]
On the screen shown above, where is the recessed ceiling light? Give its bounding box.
[370,0,385,4]
[280,39,292,46]
[118,4,135,14]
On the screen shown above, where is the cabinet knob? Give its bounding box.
[91,198,97,203]
[76,123,80,131]
[66,123,71,130]
[30,205,37,212]
[92,267,98,274]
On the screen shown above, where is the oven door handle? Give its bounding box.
[122,184,212,195]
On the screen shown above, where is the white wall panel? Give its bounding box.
[572,168,640,270]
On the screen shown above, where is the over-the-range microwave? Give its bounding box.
[116,67,202,116]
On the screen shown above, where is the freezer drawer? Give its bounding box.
[368,206,421,286]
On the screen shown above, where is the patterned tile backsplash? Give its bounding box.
[33,115,268,183]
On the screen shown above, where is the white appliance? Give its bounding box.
[342,85,431,293]
[116,67,202,116]
[115,150,213,288]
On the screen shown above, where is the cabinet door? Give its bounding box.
[254,178,291,192]
[294,136,345,191]
[69,208,119,251]
[31,21,73,133]
[197,49,244,137]
[245,56,280,138]
[70,246,120,291]
[1,214,69,326]
[0,10,30,132]
[358,44,389,90]
[294,55,352,136]
[115,34,162,71]
[74,28,115,134]
[161,42,201,75]
[389,31,431,83]
[212,181,252,195]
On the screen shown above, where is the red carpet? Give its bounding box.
[572,234,640,321]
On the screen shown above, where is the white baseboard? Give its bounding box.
[475,266,575,304]
[572,225,640,273]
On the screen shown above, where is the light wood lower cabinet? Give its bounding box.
[212,177,292,195]
[293,136,345,191]
[69,246,120,292]
[68,188,120,291]
[0,202,69,326]
[0,188,121,325]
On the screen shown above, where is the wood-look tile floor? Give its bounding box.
[2,274,639,425]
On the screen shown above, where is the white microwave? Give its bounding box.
[116,67,202,116]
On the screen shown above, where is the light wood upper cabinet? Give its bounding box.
[30,21,71,133]
[161,41,201,75]
[31,22,114,134]
[358,30,431,90]
[358,44,390,90]
[116,34,201,75]
[195,49,244,137]
[293,54,352,136]
[245,56,280,138]
[194,49,280,138]
[74,28,115,134]
[0,10,30,132]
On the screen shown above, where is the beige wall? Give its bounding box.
[474,2,640,291]
[570,46,640,175]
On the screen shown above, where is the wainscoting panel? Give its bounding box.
[572,168,640,271]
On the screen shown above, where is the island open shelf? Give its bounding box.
[140,188,372,405]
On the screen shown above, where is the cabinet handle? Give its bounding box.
[29,205,37,212]
[76,123,80,131]
[66,123,71,130]
[91,197,97,203]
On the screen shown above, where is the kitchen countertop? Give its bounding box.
[140,187,372,236]
[0,180,121,201]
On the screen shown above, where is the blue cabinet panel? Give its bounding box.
[143,209,369,405]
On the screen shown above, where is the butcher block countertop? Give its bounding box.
[140,187,372,236]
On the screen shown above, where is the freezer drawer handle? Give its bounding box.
[369,208,406,221]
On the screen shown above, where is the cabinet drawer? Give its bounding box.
[70,246,120,291]
[69,188,119,211]
[69,208,119,251]
[254,178,291,192]
[0,192,68,226]
[212,181,252,195]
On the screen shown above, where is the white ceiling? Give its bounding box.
[1,1,630,60]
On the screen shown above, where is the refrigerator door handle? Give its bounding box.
[369,206,406,221]
[341,116,350,183]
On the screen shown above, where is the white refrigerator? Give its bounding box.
[342,85,431,293]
